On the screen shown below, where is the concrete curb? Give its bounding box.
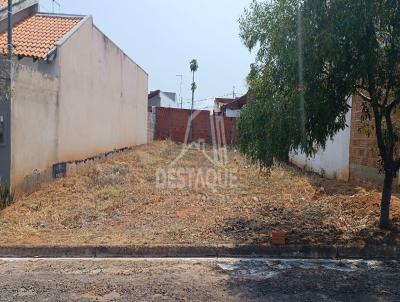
[0,245,398,259]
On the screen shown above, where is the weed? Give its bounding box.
[0,182,13,209]
[90,163,130,186]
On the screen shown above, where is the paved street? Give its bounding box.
[0,258,399,301]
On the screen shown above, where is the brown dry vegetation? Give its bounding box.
[0,140,399,247]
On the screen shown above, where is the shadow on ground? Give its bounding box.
[217,259,400,301]
[221,208,400,246]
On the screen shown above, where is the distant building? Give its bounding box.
[220,93,250,118]
[214,97,234,115]
[148,90,178,108]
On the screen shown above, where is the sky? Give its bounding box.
[40,0,254,110]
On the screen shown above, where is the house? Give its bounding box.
[220,92,249,117]
[214,97,234,115]
[290,95,400,185]
[0,0,148,194]
[148,90,177,108]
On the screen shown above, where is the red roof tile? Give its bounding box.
[0,0,9,8]
[0,0,18,9]
[0,14,82,59]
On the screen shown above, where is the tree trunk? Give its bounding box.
[380,171,394,229]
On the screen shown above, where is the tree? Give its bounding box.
[239,0,400,229]
[238,66,297,169]
[189,59,198,142]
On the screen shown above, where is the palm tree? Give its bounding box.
[189,59,198,142]
[190,59,198,74]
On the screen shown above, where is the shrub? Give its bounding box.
[0,182,13,209]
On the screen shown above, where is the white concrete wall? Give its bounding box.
[159,92,177,108]
[289,98,352,181]
[56,17,148,162]
[149,92,177,108]
[10,59,60,191]
[225,109,240,118]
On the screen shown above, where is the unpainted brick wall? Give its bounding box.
[350,95,400,185]
[155,107,237,144]
[210,116,238,145]
[349,95,380,171]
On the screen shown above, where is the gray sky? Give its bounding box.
[40,0,253,109]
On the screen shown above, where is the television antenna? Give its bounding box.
[176,74,183,108]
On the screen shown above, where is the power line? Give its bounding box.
[199,106,213,110]
[181,91,245,105]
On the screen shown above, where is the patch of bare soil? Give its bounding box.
[0,140,399,247]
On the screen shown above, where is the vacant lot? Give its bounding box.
[0,140,399,247]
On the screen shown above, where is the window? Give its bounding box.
[0,115,4,145]
[53,163,67,179]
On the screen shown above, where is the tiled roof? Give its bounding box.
[221,92,250,111]
[0,0,9,8]
[0,14,82,59]
[215,97,234,105]
[0,0,17,9]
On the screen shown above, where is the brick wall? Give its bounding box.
[350,95,379,167]
[210,116,238,145]
[350,95,400,186]
[154,107,237,145]
[349,95,383,182]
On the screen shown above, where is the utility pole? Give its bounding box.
[7,0,12,63]
[232,85,236,101]
[176,74,183,108]
[5,0,12,96]
[191,71,195,111]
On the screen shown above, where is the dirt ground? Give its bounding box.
[0,140,399,247]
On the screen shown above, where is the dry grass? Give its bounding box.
[0,140,399,247]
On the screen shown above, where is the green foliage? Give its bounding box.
[239,0,400,166]
[190,59,199,113]
[239,99,288,168]
[239,0,400,228]
[238,0,351,167]
[0,181,13,209]
[298,0,400,167]
[238,99,272,168]
[190,59,198,93]
[0,56,10,103]
[238,62,302,167]
[191,82,197,93]
[190,59,198,73]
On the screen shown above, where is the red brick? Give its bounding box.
[155,108,237,144]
